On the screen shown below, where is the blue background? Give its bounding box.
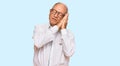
[0,0,120,66]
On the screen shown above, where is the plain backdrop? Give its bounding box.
[0,0,120,66]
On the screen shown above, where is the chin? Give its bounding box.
[50,22,56,26]
[50,21,57,26]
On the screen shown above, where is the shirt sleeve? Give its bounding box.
[61,29,75,57]
[32,24,58,48]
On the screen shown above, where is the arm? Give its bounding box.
[59,13,75,57]
[33,45,40,66]
[32,24,58,49]
[61,29,75,57]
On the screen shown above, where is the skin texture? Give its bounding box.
[49,3,68,30]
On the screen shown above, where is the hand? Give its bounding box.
[57,13,69,30]
[61,13,69,29]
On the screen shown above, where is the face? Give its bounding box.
[49,4,67,26]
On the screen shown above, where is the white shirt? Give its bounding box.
[32,23,75,66]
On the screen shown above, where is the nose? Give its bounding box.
[54,12,59,18]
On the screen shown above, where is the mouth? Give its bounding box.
[52,18,57,21]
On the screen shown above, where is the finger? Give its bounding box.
[65,13,69,23]
[64,13,69,19]
[62,13,68,22]
[65,13,69,18]
[60,13,69,24]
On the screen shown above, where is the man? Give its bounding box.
[32,2,75,66]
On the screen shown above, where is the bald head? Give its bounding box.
[52,2,68,14]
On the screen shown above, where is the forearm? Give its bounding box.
[34,25,59,48]
[61,29,75,57]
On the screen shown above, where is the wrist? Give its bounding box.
[61,25,66,29]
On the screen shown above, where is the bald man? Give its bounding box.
[32,2,75,66]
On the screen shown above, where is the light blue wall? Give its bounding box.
[0,0,120,66]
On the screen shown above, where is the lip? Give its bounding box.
[52,18,57,21]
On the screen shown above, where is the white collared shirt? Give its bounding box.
[32,23,75,66]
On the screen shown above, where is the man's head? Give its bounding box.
[49,2,68,26]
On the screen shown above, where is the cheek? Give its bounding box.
[58,18,62,22]
[49,14,52,19]
[49,16,53,22]
[49,13,52,18]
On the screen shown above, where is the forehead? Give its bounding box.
[52,4,67,14]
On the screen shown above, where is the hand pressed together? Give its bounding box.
[57,13,69,30]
